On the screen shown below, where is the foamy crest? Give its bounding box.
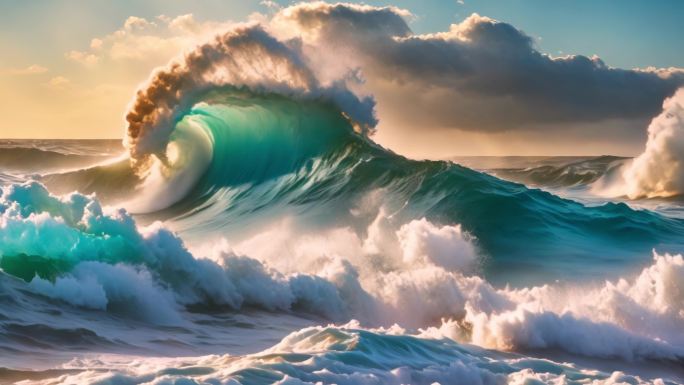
[420,252,684,362]
[124,24,375,165]
[397,218,476,270]
[230,210,684,362]
[0,182,349,323]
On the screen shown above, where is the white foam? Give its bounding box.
[595,88,684,199]
[4,183,684,363]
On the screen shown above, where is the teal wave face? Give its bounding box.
[173,88,358,209]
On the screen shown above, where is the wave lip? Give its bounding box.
[123,24,375,165]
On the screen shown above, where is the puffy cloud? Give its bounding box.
[47,76,70,87]
[66,50,99,66]
[274,4,684,135]
[260,0,281,11]
[66,14,236,66]
[10,64,48,75]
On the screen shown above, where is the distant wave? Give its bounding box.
[486,155,627,189]
[40,157,140,203]
[0,146,117,173]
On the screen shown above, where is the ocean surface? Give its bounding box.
[1,118,684,385]
[3,3,684,382]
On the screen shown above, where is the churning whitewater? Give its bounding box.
[2,3,684,385]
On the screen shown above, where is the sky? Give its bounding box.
[1,0,683,157]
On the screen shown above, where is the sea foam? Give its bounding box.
[2,182,684,365]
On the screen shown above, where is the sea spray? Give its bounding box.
[623,88,684,199]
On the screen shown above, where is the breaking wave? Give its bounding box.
[488,155,627,189]
[42,80,684,289]
[596,88,684,200]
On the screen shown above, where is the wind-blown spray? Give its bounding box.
[124,24,375,168]
[622,88,684,198]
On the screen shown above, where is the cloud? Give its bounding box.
[66,50,99,66]
[66,14,235,66]
[5,64,48,75]
[273,3,684,136]
[47,76,70,87]
[260,1,281,11]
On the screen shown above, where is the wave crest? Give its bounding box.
[623,88,684,199]
[124,25,375,165]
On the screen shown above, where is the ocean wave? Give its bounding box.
[123,25,375,165]
[594,88,684,200]
[0,182,352,323]
[40,158,140,204]
[488,155,627,189]
[41,82,684,285]
[22,21,680,285]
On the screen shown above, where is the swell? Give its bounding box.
[487,155,628,189]
[40,158,140,204]
[0,147,115,173]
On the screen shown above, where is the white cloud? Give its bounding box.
[260,1,281,11]
[66,14,235,66]
[90,38,103,50]
[47,76,70,87]
[5,64,48,75]
[66,50,100,66]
